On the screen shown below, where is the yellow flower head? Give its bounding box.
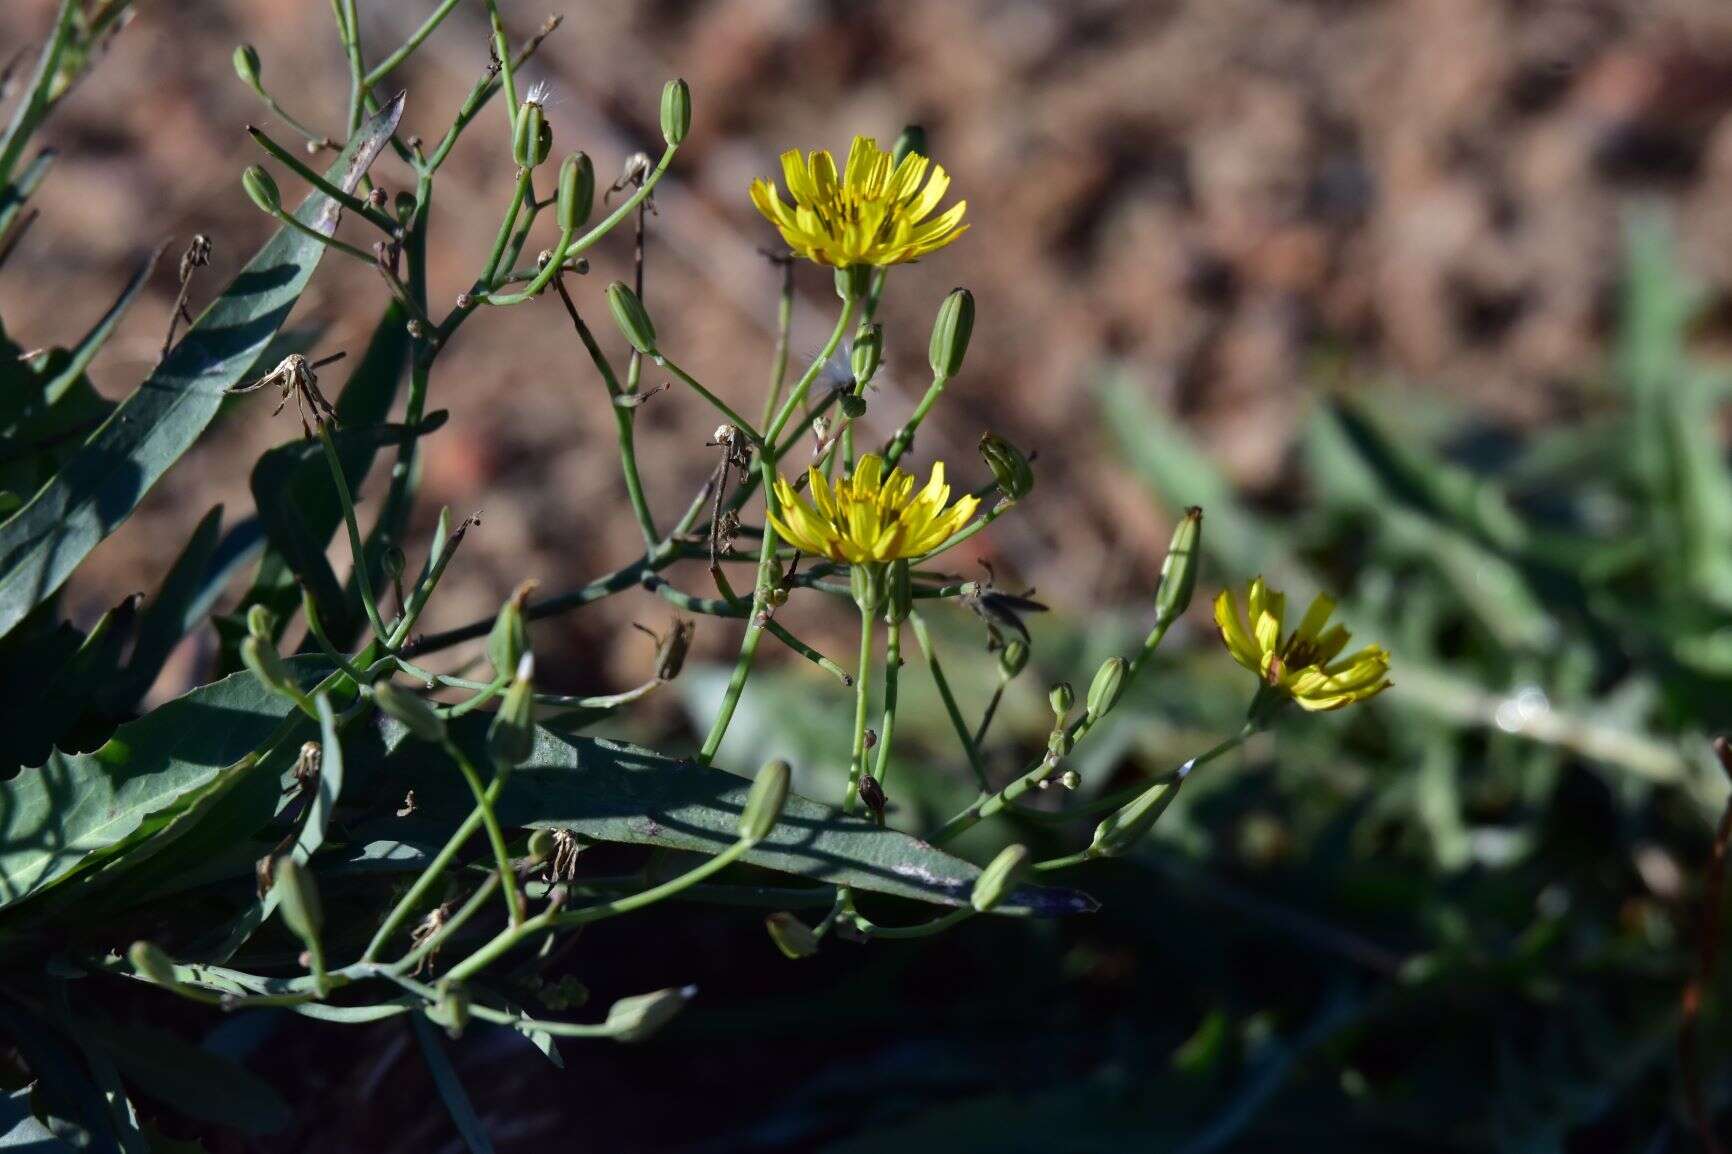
[750,135,968,268]
[1214,578,1391,712]
[769,454,979,565]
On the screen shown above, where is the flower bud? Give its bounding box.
[884,559,912,625]
[556,151,594,232]
[850,321,883,385]
[740,759,791,843]
[929,287,974,378]
[606,985,695,1042]
[487,580,534,678]
[433,980,471,1039]
[1048,681,1074,721]
[246,602,276,641]
[998,639,1029,681]
[487,654,536,768]
[1058,769,1082,790]
[394,190,418,222]
[978,431,1033,500]
[233,44,263,90]
[242,165,281,216]
[373,681,446,743]
[129,940,179,988]
[512,98,551,168]
[241,636,297,700]
[764,912,820,959]
[660,78,691,146]
[1155,507,1203,626]
[606,281,657,355]
[1091,777,1184,857]
[971,843,1030,913]
[892,124,927,167]
[273,855,323,942]
[1085,657,1127,724]
[527,828,555,863]
[850,562,886,615]
[835,263,872,301]
[381,545,407,583]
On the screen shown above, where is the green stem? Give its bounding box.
[442,739,523,926]
[764,297,857,445]
[560,282,658,544]
[361,804,486,962]
[0,0,75,189]
[873,619,902,790]
[483,0,520,132]
[317,422,390,643]
[363,0,464,86]
[247,126,399,234]
[910,612,990,791]
[851,906,974,940]
[657,355,765,447]
[842,607,875,814]
[760,259,795,429]
[274,209,379,265]
[882,372,950,466]
[479,167,532,289]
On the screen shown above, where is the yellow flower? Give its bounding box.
[749,135,968,268]
[769,454,979,564]
[1214,578,1391,712]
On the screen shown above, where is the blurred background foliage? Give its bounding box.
[5,1,1732,1151]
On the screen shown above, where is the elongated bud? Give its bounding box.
[488,654,536,768]
[1048,681,1074,721]
[884,559,912,625]
[556,151,594,232]
[246,602,275,641]
[606,985,695,1042]
[129,940,179,988]
[764,912,820,959]
[850,321,883,385]
[1155,507,1203,626]
[512,98,551,168]
[660,78,692,146]
[835,263,872,301]
[998,639,1029,681]
[527,828,555,863]
[892,124,927,167]
[242,165,281,216]
[653,619,694,682]
[740,759,791,843]
[606,281,657,355]
[373,681,446,743]
[850,562,886,615]
[978,432,1033,500]
[233,44,263,90]
[434,980,471,1039]
[1086,657,1127,724]
[273,855,323,942]
[1091,776,1184,857]
[241,636,298,699]
[971,843,1030,913]
[929,288,974,378]
[380,546,406,584]
[487,580,534,678]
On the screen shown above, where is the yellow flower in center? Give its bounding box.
[750,135,968,268]
[1214,578,1391,712]
[769,454,979,564]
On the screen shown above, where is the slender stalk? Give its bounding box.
[873,619,902,789]
[841,608,875,814]
[272,209,379,265]
[361,805,487,962]
[909,612,990,791]
[442,739,523,926]
[765,297,857,445]
[557,279,658,545]
[338,0,367,135]
[483,0,520,132]
[479,168,531,289]
[317,423,390,642]
[364,0,464,86]
[882,372,950,466]
[247,126,399,234]
[658,356,765,447]
[760,258,795,429]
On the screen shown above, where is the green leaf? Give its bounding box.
[109,505,225,711]
[0,93,404,640]
[83,1022,289,1136]
[0,665,311,913]
[410,1016,495,1154]
[399,717,1096,917]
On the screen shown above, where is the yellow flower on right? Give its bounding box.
[1214,578,1391,712]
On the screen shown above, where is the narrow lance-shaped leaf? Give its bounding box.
[0,93,404,640]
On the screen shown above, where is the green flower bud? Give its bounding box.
[393,190,418,223]
[128,940,179,988]
[839,394,867,420]
[233,44,263,90]
[850,321,883,385]
[241,635,297,700]
[929,287,974,378]
[487,580,534,678]
[892,124,927,167]
[978,431,1034,500]
[660,78,692,146]
[835,263,872,301]
[242,165,281,216]
[884,559,912,625]
[527,828,555,863]
[971,843,1030,913]
[998,639,1029,681]
[433,980,471,1039]
[850,562,886,615]
[246,602,276,641]
[488,655,536,768]
[381,545,407,583]
[606,985,695,1043]
[740,759,791,843]
[373,681,446,743]
[1085,656,1128,724]
[1155,506,1203,626]
[273,855,323,942]
[1048,681,1074,721]
[606,281,657,355]
[1091,776,1185,857]
[764,912,820,959]
[556,151,594,232]
[512,98,551,168]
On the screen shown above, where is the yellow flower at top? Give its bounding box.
[1214,578,1391,712]
[769,454,978,565]
[750,135,968,268]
